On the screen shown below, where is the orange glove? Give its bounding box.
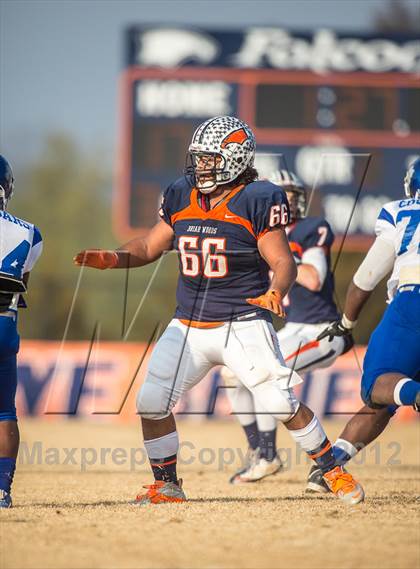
[73,249,119,270]
[246,289,286,318]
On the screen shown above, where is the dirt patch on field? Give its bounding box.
[1,418,419,569]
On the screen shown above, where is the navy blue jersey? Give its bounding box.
[285,217,339,324]
[160,176,290,323]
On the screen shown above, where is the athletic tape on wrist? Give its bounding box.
[341,314,357,330]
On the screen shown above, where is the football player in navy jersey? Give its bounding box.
[0,155,43,508]
[224,170,354,484]
[75,116,364,505]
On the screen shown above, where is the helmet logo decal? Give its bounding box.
[220,128,248,148]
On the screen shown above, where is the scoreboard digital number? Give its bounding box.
[256,84,419,133]
[115,59,420,248]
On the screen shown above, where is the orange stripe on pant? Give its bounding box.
[285,339,320,362]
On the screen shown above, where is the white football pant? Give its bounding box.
[223,321,346,431]
[137,318,303,423]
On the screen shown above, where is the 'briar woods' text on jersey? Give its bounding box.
[159,177,289,324]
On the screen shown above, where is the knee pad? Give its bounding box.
[147,334,183,382]
[136,381,172,420]
[238,359,303,391]
[220,366,239,387]
[136,328,187,419]
[251,381,300,423]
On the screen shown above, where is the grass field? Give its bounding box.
[1,418,419,569]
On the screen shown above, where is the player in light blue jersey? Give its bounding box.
[306,157,420,493]
[0,155,43,508]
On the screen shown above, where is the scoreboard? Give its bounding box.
[115,27,420,248]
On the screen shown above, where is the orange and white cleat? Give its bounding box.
[323,466,365,505]
[134,480,187,505]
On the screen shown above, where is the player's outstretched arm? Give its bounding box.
[318,236,395,341]
[74,220,174,270]
[247,228,297,317]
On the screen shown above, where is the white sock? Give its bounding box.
[287,415,326,453]
[288,415,336,472]
[393,378,412,405]
[334,438,358,459]
[144,431,179,460]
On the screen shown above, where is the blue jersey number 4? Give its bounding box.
[0,240,31,278]
[396,210,420,255]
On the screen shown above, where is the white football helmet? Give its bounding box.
[185,116,256,194]
[269,169,306,221]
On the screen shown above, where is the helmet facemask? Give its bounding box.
[185,150,229,194]
[264,169,306,223]
[285,187,307,222]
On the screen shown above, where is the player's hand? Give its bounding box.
[246,289,286,318]
[73,249,119,270]
[317,319,352,342]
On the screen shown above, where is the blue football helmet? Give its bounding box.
[0,155,14,210]
[404,157,420,199]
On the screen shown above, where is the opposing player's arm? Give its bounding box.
[318,236,395,341]
[342,203,397,325]
[74,220,174,270]
[318,205,397,342]
[247,228,297,317]
[343,236,395,322]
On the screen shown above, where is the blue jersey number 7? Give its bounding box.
[396,210,420,256]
